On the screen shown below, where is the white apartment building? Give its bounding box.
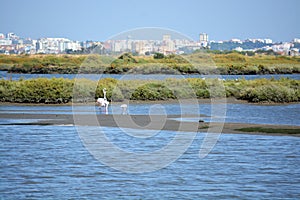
[199,33,209,47]
[264,39,273,44]
[36,38,81,53]
[293,38,300,43]
[0,38,12,46]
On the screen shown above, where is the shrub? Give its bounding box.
[239,84,298,103]
[0,77,299,104]
[153,52,164,59]
[131,83,175,100]
[0,78,73,103]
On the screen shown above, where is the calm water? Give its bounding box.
[1,71,300,80]
[1,103,300,199]
[1,125,300,199]
[1,103,299,125]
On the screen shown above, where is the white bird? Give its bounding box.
[96,88,109,114]
[120,104,128,115]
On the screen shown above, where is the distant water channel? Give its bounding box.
[1,71,299,80]
[1,103,299,199]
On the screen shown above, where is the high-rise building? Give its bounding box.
[199,33,209,48]
[162,34,174,54]
[163,34,171,41]
[199,33,208,43]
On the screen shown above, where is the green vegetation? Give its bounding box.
[0,54,86,73]
[198,125,209,129]
[0,78,73,103]
[0,77,299,104]
[153,52,165,59]
[236,127,300,134]
[0,53,299,75]
[225,78,300,103]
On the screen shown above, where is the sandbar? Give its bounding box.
[0,113,299,137]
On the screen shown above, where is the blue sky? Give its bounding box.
[1,0,299,42]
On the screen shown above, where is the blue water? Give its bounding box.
[1,71,299,80]
[1,103,300,199]
[1,125,300,199]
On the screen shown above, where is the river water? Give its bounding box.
[1,71,300,80]
[0,103,299,199]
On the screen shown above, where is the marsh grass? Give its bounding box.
[0,53,299,75]
[236,127,300,134]
[0,77,299,104]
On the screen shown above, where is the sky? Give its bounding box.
[0,0,299,42]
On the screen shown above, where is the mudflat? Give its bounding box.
[0,113,299,137]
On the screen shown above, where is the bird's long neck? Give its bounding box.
[103,90,107,100]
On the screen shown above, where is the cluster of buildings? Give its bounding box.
[211,38,300,56]
[105,33,208,55]
[35,38,81,54]
[0,33,83,54]
[0,32,299,56]
[260,39,300,56]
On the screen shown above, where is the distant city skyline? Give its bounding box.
[0,0,299,42]
[1,30,299,56]
[2,30,296,43]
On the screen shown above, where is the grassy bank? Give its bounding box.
[0,53,299,75]
[236,127,300,134]
[0,77,299,103]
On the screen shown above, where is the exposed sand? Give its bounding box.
[0,113,299,137]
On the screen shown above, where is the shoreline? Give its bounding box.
[1,113,299,137]
[2,69,300,76]
[1,97,299,106]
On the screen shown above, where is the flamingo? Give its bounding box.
[120,104,128,115]
[96,88,109,114]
